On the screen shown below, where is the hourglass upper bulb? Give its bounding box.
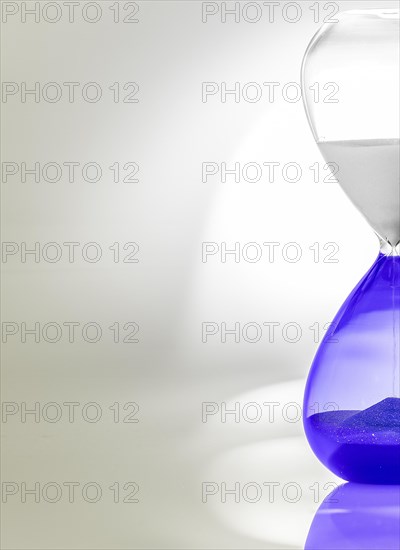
[301,9,400,250]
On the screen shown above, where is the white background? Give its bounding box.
[1,1,395,548]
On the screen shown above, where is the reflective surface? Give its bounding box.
[305,483,400,549]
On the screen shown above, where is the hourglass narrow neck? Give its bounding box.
[378,237,400,256]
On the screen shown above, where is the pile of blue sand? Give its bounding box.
[308,398,400,483]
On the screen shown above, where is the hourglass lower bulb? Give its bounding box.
[302,9,400,484]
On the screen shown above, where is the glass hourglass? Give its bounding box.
[302,10,400,484]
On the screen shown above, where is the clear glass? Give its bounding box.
[302,10,400,483]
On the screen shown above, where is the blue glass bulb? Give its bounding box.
[304,253,400,484]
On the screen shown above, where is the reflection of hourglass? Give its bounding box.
[305,483,400,549]
[302,10,400,483]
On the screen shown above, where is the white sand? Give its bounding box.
[318,139,400,246]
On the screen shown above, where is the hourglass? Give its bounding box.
[302,10,400,483]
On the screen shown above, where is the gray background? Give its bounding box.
[1,1,394,548]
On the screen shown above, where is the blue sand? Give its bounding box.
[308,398,400,484]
